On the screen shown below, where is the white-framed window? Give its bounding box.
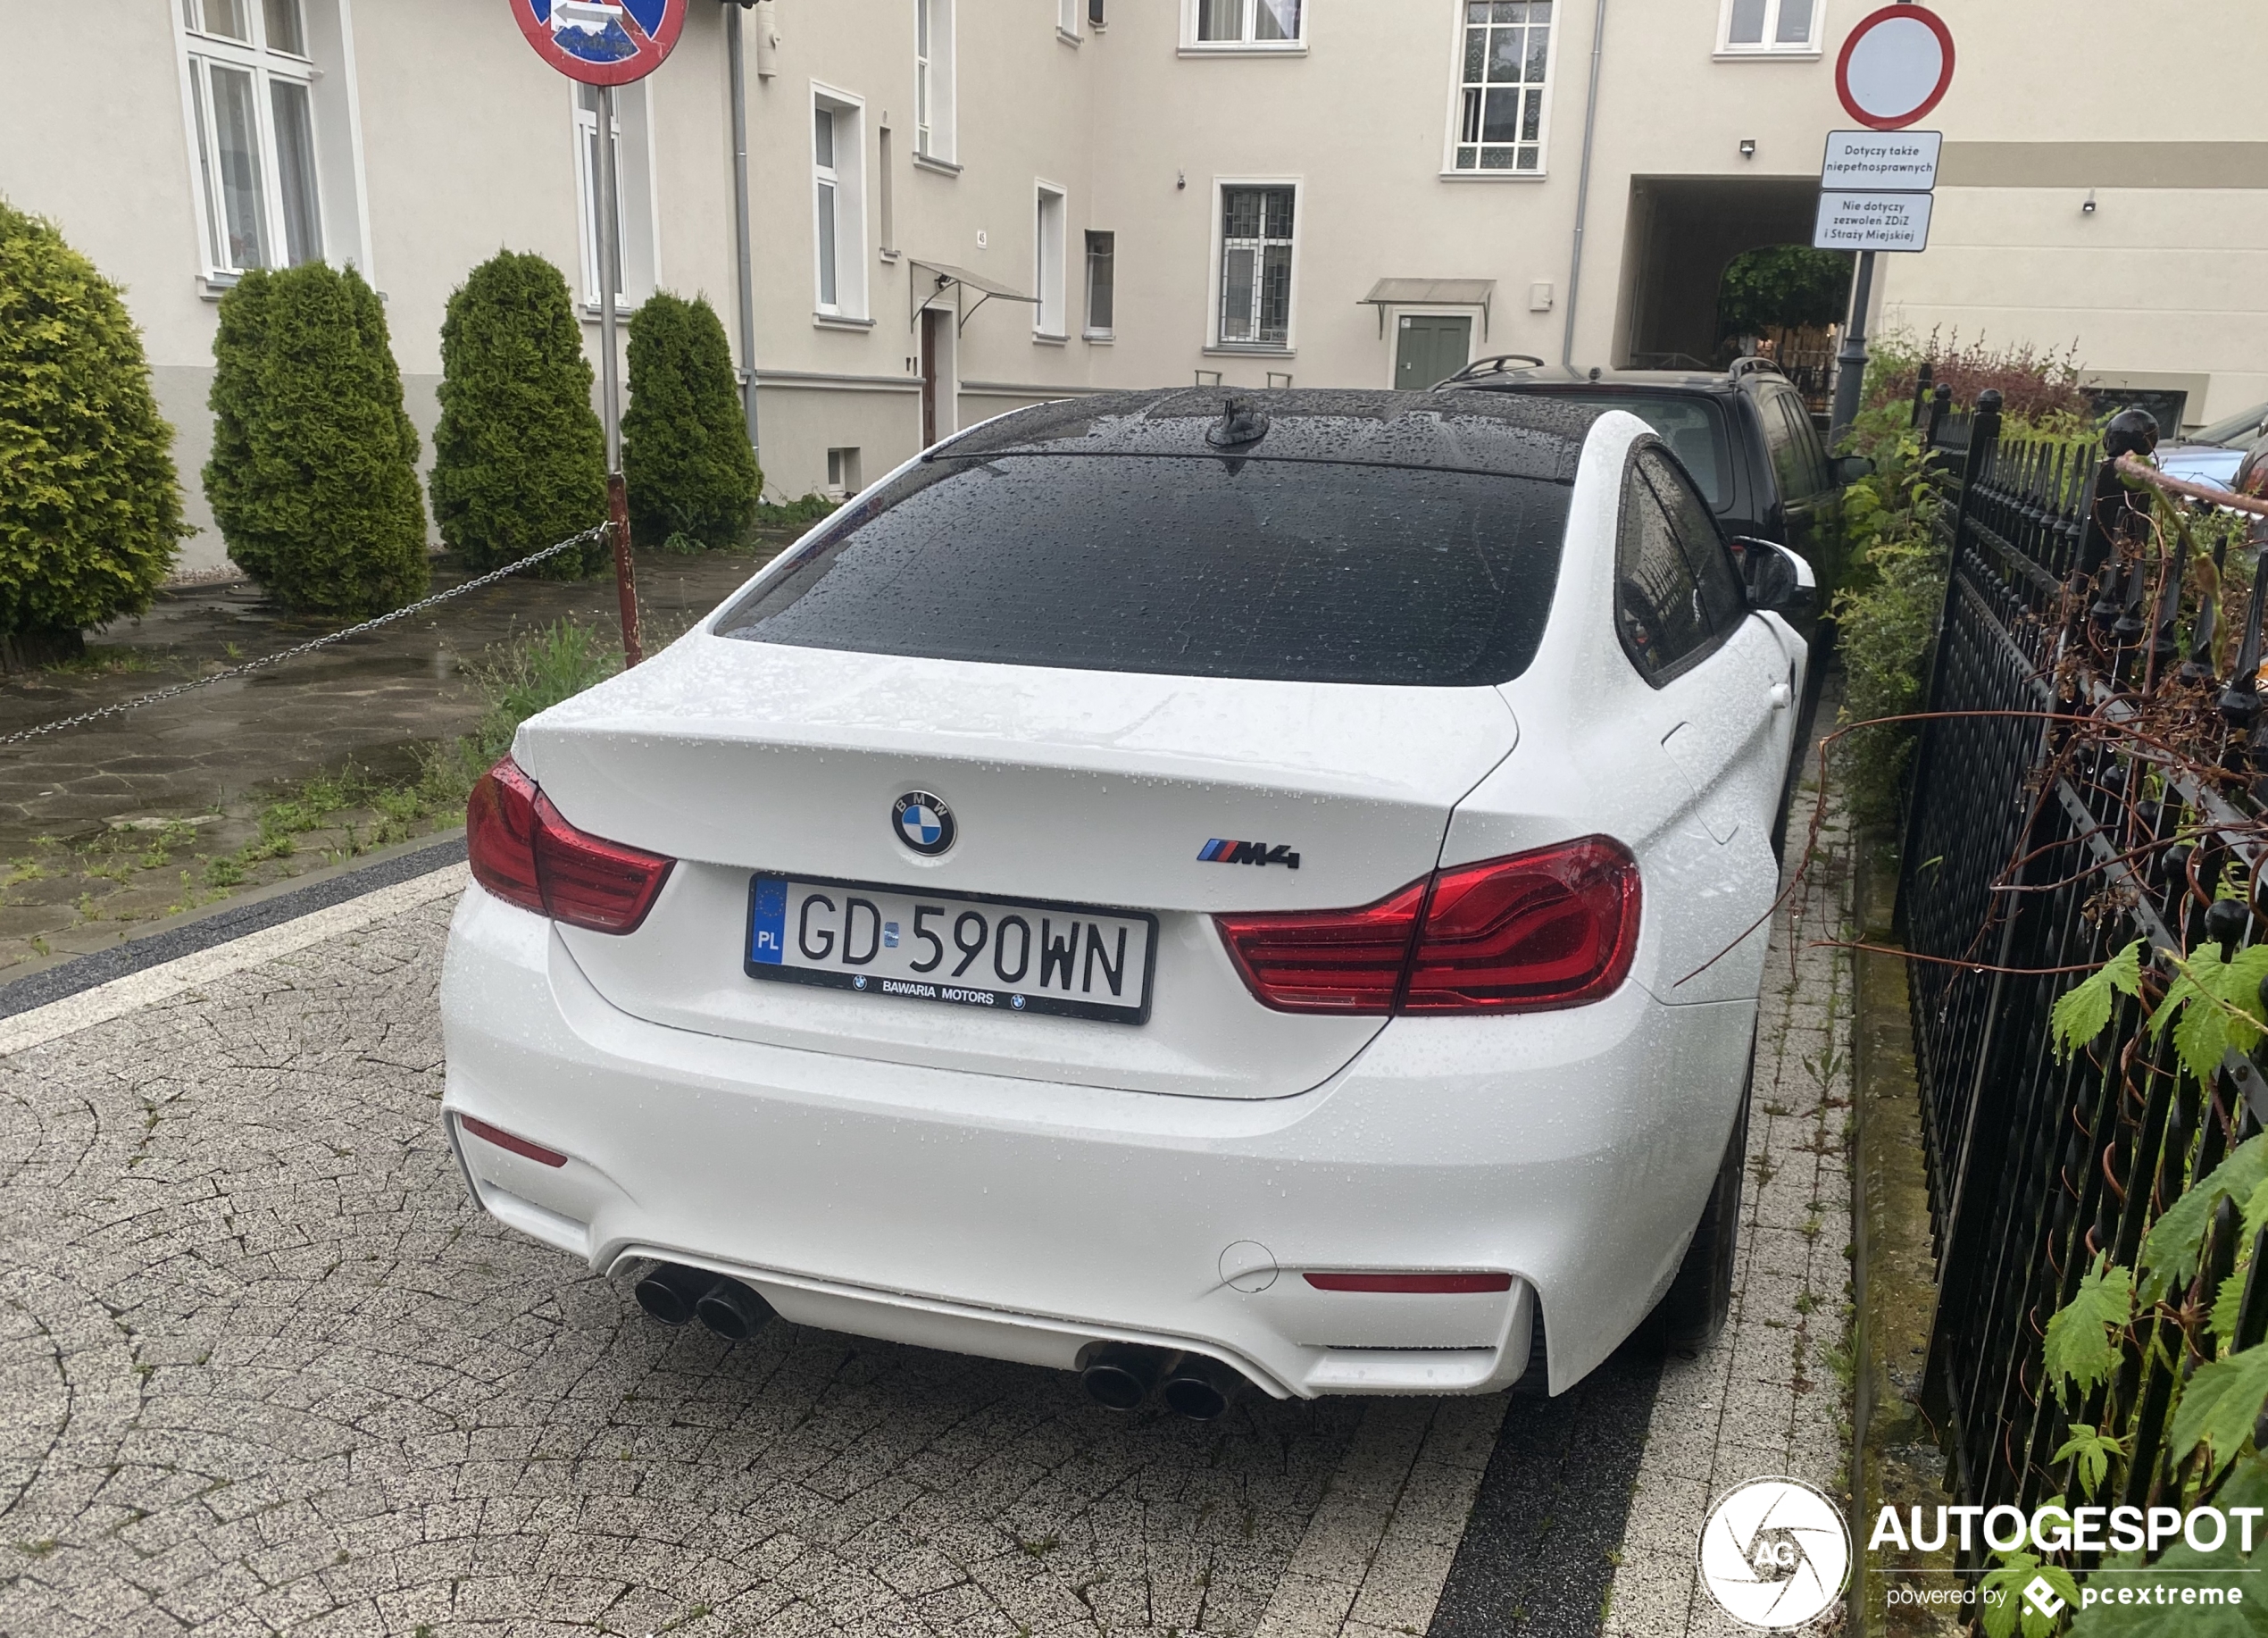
[1058,0,1081,39]
[811,87,870,320]
[827,447,863,497]
[1084,230,1115,339]
[1213,182,1297,349]
[1449,1,1554,173]
[1717,0,1820,55]
[1183,0,1303,50]
[1034,184,1067,338]
[177,0,353,279]
[572,81,659,313]
[914,0,957,164]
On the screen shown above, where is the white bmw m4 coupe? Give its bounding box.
[440,389,1812,1417]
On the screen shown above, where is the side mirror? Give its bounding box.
[1734,537,1816,618]
[1833,453,1875,486]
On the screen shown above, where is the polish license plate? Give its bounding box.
[746,875,1157,1024]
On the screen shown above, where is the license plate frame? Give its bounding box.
[745,873,1158,1025]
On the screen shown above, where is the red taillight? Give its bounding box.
[1213,837,1639,1015]
[1402,839,1640,1012]
[1304,1271,1513,1293]
[1213,882,1426,1013]
[466,756,674,935]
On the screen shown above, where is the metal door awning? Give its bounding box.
[911,259,1038,333]
[1358,278,1497,338]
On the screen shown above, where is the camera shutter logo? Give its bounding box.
[1697,1476,1851,1628]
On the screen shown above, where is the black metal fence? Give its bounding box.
[1897,373,2268,1557]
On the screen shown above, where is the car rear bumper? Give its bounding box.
[440,886,1755,1397]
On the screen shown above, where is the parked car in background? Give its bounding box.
[440,389,1816,1416]
[1437,355,1869,582]
[2157,399,2268,493]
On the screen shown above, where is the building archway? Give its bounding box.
[1612,176,1823,372]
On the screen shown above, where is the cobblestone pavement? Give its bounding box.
[1603,776,1858,1637]
[0,884,1501,1638]
[0,777,1860,1638]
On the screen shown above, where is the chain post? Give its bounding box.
[608,473,644,668]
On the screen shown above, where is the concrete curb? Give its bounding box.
[0,834,466,1022]
[0,845,468,1057]
[1850,837,1957,1636]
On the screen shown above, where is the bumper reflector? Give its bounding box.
[1303,1271,1513,1293]
[459,1114,569,1168]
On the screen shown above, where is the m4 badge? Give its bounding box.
[1198,839,1301,870]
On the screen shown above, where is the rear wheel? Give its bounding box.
[1646,1056,1752,1355]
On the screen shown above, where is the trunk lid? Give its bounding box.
[516,633,1518,1099]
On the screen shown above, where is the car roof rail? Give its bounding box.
[1727,355,1787,381]
[1436,353,1548,387]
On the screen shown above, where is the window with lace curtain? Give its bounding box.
[178,0,328,277]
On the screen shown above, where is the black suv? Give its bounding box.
[1438,355,1866,578]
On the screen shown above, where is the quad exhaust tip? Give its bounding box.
[1080,1344,1246,1419]
[634,1262,775,1342]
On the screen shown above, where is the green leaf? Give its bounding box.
[2141,1132,2268,1302]
[2151,944,2268,1084]
[2051,1425,2126,1498]
[2171,1342,2268,1478]
[2042,1254,2134,1406]
[2052,940,2145,1061]
[1980,1550,2040,1638]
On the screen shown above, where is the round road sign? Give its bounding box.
[512,0,686,87]
[1835,5,1955,131]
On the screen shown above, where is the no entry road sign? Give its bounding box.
[512,0,686,87]
[1835,4,1955,131]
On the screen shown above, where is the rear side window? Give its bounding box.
[1637,447,1744,633]
[1615,458,1712,682]
[717,455,1573,687]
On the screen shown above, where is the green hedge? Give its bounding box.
[0,198,183,643]
[428,251,608,576]
[622,290,761,550]
[204,263,429,614]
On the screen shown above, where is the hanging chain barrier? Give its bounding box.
[0,523,612,750]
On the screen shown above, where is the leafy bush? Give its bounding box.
[622,291,761,551]
[428,251,608,577]
[1715,245,1853,340]
[204,263,429,614]
[1829,424,1943,828]
[1862,327,2091,426]
[0,197,183,643]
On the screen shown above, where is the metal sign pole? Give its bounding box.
[1830,248,1877,443]
[596,81,642,665]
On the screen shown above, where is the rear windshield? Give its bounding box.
[715,454,1572,688]
[1519,393,1731,509]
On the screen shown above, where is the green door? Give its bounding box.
[1395,313,1472,389]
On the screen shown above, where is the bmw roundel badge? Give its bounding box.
[892,790,955,856]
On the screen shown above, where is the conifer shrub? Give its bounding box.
[622,290,761,550]
[204,262,429,614]
[0,198,184,652]
[428,251,608,576]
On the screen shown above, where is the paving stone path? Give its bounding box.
[0,758,1858,1637]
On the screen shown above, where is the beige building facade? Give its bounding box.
[5,0,2264,580]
